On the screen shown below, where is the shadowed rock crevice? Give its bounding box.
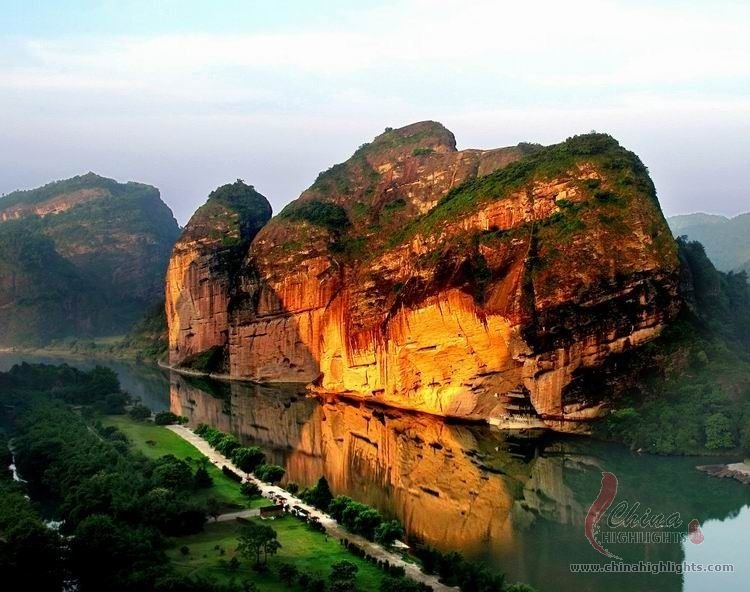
[166,124,681,430]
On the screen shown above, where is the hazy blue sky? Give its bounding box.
[1,0,748,224]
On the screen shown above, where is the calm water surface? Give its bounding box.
[3,353,748,592]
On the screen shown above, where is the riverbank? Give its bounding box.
[3,344,150,363]
[697,462,750,485]
[102,415,268,512]
[167,424,456,592]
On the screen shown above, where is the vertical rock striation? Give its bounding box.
[166,123,681,429]
[166,180,272,368]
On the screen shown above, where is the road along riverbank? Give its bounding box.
[166,424,456,592]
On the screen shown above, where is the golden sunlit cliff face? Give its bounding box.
[166,122,681,429]
[169,372,585,555]
[166,180,272,366]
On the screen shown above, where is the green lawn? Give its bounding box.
[168,516,386,591]
[102,415,269,511]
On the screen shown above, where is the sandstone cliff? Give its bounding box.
[167,122,681,429]
[166,180,272,367]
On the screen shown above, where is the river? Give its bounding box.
[2,353,748,591]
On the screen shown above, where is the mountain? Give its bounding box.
[166,179,272,364]
[668,212,750,273]
[0,173,180,345]
[166,122,681,430]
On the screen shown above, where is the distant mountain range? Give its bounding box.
[0,173,179,346]
[668,212,750,274]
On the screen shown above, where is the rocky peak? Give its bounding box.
[166,181,272,368]
[177,179,272,250]
[167,126,681,431]
[267,122,530,263]
[365,120,458,158]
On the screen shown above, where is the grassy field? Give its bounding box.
[167,516,386,591]
[102,415,269,511]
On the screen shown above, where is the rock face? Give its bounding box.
[166,180,272,366]
[166,122,681,428]
[0,173,180,345]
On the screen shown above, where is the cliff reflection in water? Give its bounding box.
[171,372,590,553]
[170,371,750,592]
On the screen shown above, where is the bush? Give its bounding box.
[154,411,180,425]
[705,413,735,449]
[221,466,243,483]
[232,447,266,473]
[286,482,300,495]
[240,481,261,499]
[279,563,299,583]
[99,392,129,414]
[129,404,151,420]
[301,476,334,511]
[375,520,404,547]
[254,464,285,484]
[214,434,241,457]
[328,495,389,541]
[330,560,359,592]
[281,200,350,231]
[193,464,213,489]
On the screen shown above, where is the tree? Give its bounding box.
[240,481,261,499]
[374,520,404,547]
[353,507,382,539]
[215,434,241,457]
[705,413,735,449]
[286,482,300,495]
[330,559,359,592]
[278,562,299,584]
[193,459,213,489]
[71,514,163,590]
[153,455,194,490]
[154,411,180,425]
[129,404,152,420]
[100,392,129,414]
[254,464,285,484]
[237,522,281,566]
[205,497,222,521]
[329,496,354,522]
[304,476,333,511]
[232,447,266,473]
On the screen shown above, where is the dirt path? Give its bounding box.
[214,508,261,522]
[166,425,456,592]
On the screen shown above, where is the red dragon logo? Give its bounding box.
[584,471,622,559]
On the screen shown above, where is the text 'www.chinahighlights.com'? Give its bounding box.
[570,561,735,575]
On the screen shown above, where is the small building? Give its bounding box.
[260,504,285,518]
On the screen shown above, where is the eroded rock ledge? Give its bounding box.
[166,123,681,431]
